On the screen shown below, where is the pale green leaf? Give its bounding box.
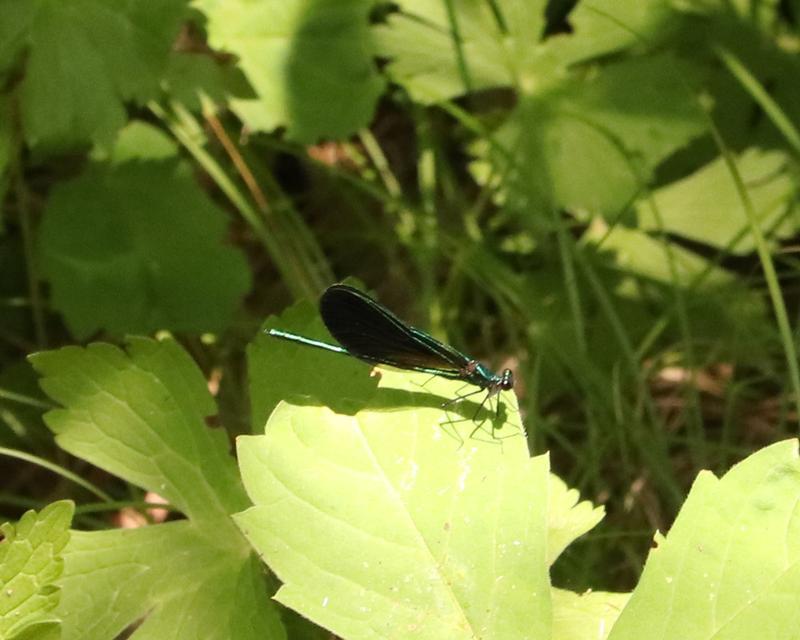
[552,588,630,640]
[609,439,800,639]
[193,0,384,142]
[636,148,798,254]
[583,223,736,288]
[37,157,251,338]
[546,0,677,66]
[54,524,284,640]
[373,0,546,103]
[9,621,61,640]
[373,0,681,104]
[30,339,286,639]
[30,338,247,525]
[236,383,552,639]
[0,500,73,640]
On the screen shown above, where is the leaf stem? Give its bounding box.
[10,96,46,348]
[0,446,113,502]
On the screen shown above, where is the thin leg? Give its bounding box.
[439,387,483,448]
[440,384,478,407]
[412,373,439,391]
[468,391,493,441]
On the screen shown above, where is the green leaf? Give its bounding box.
[193,0,384,142]
[56,524,284,640]
[236,388,552,639]
[373,0,680,104]
[636,148,798,254]
[583,223,737,288]
[608,439,800,639]
[552,588,630,640]
[30,338,286,639]
[481,53,706,218]
[239,350,602,639]
[546,0,678,66]
[373,0,547,103]
[377,1,705,218]
[37,156,251,338]
[8,0,187,148]
[0,500,73,640]
[30,338,247,524]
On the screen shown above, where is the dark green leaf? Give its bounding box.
[37,157,251,338]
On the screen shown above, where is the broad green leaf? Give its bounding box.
[9,621,61,640]
[376,0,705,218]
[37,157,251,338]
[0,500,73,640]
[239,359,600,639]
[636,149,798,254]
[193,0,384,142]
[55,523,284,640]
[9,0,187,148]
[236,384,553,639]
[373,0,680,104]
[30,338,247,525]
[583,223,736,288]
[552,588,630,640]
[609,439,800,639]
[546,0,678,66]
[482,53,706,218]
[544,55,704,175]
[30,338,285,639]
[372,0,547,103]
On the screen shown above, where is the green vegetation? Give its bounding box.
[2,1,800,638]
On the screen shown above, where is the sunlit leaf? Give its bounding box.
[0,501,72,640]
[636,148,798,254]
[194,0,384,141]
[30,338,285,639]
[609,440,800,639]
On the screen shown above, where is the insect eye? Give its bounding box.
[501,369,514,390]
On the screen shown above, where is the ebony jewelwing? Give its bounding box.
[267,284,515,434]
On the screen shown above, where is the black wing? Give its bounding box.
[319,284,470,375]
